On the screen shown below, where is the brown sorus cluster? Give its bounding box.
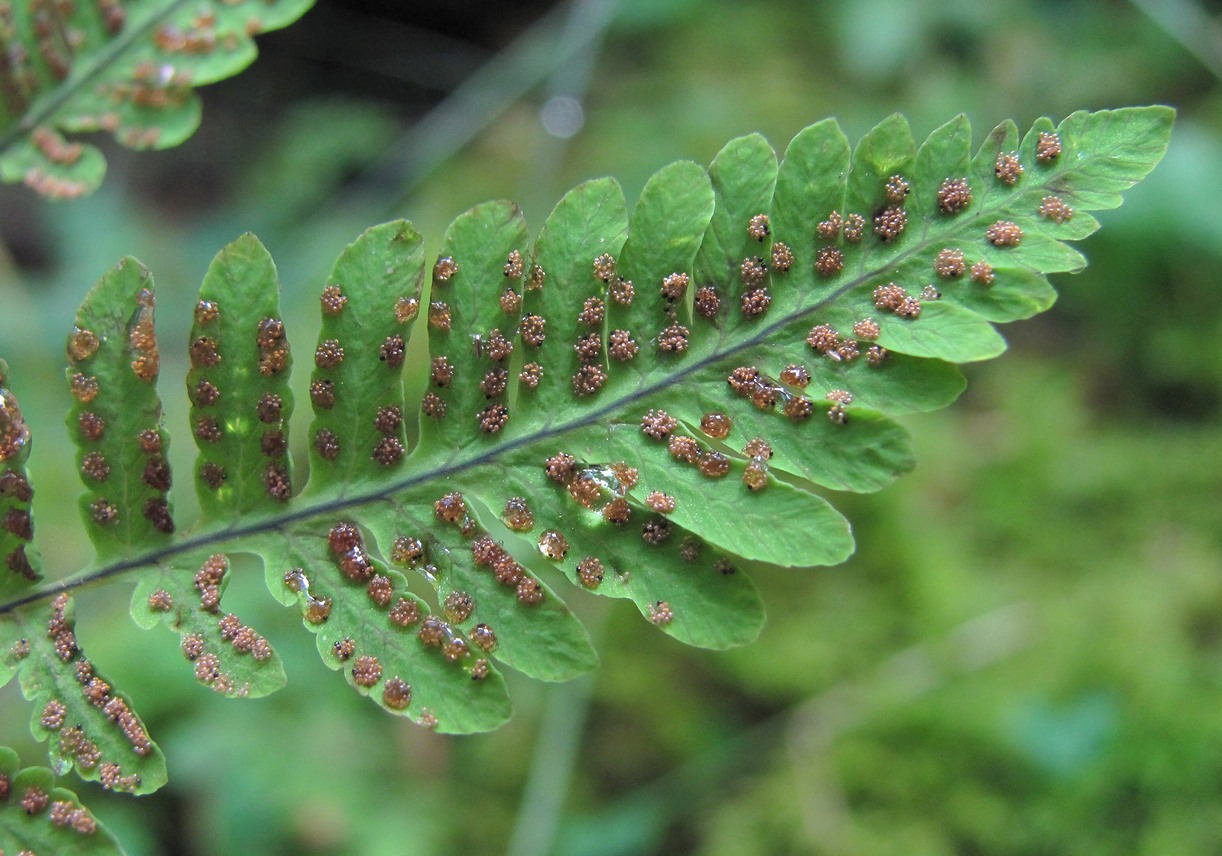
[937,177,972,214]
[934,248,967,278]
[994,152,1024,186]
[986,220,1023,247]
[1036,132,1063,163]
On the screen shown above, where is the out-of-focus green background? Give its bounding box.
[2,0,1221,853]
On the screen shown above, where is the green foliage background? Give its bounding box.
[1,0,1220,853]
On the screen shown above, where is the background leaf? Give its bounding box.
[0,0,314,199]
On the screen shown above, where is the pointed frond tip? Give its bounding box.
[0,0,316,199]
[0,108,1173,750]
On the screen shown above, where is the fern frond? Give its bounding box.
[0,109,1173,792]
[0,0,314,199]
[0,746,123,853]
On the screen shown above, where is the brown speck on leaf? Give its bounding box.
[374,406,403,435]
[194,416,222,443]
[444,637,469,662]
[367,575,394,608]
[81,451,110,482]
[994,152,1024,186]
[1039,195,1074,223]
[602,497,631,525]
[500,287,522,314]
[641,409,678,440]
[380,335,406,367]
[1036,131,1063,163]
[147,589,173,612]
[610,276,635,305]
[352,655,382,688]
[577,557,604,589]
[646,491,676,514]
[853,318,881,340]
[190,336,221,368]
[314,429,341,460]
[565,476,602,509]
[593,253,616,282]
[873,206,907,242]
[528,264,547,291]
[986,220,1023,247]
[418,616,446,647]
[429,301,452,332]
[477,403,510,433]
[481,367,509,398]
[538,529,569,560]
[257,393,282,423]
[574,332,602,363]
[694,286,720,319]
[383,676,412,710]
[770,241,794,273]
[740,256,767,289]
[815,246,844,277]
[320,285,347,314]
[516,576,545,605]
[920,284,941,301]
[780,364,811,387]
[661,272,689,302]
[844,213,866,242]
[503,249,524,278]
[668,434,701,463]
[571,364,608,397]
[519,314,547,348]
[641,518,671,545]
[434,492,467,523]
[700,411,732,438]
[937,177,972,214]
[395,296,420,323]
[578,296,605,326]
[444,590,474,623]
[78,411,105,441]
[935,248,966,278]
[648,601,674,625]
[263,465,291,501]
[884,174,910,203]
[143,498,174,533]
[200,462,227,488]
[310,379,335,410]
[817,211,842,240]
[471,623,498,652]
[67,327,100,362]
[504,496,534,531]
[434,256,459,281]
[333,638,356,661]
[143,455,172,490]
[194,300,220,325]
[421,392,447,418]
[372,436,405,465]
[390,597,421,627]
[392,536,426,566]
[519,362,543,390]
[315,339,344,369]
[657,323,690,354]
[747,213,771,241]
[970,260,996,285]
[740,287,771,318]
[698,451,730,478]
[69,373,99,402]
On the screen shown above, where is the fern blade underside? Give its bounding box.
[0,0,314,199]
[0,107,1173,810]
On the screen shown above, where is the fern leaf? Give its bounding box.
[0,0,314,199]
[0,747,124,854]
[0,109,1174,759]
